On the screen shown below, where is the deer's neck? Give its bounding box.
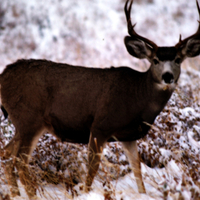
[139,70,175,123]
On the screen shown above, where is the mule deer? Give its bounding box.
[1,0,200,198]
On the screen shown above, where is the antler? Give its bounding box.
[175,0,200,49]
[124,0,158,51]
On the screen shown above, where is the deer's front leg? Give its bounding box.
[85,131,106,192]
[121,140,146,193]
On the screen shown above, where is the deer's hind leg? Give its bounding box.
[14,127,44,199]
[3,131,21,197]
[3,126,44,198]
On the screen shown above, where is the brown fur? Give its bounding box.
[1,0,200,198]
[0,57,180,197]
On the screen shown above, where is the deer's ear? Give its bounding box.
[124,36,153,59]
[183,38,200,57]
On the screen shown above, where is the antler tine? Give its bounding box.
[176,0,200,49]
[124,0,133,33]
[196,0,200,32]
[124,0,158,50]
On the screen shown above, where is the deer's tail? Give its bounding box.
[0,75,8,119]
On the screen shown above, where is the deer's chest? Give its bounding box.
[111,117,151,142]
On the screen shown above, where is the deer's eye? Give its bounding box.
[153,58,159,65]
[175,57,181,65]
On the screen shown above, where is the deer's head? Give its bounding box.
[124,0,200,89]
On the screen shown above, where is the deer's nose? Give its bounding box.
[162,72,174,84]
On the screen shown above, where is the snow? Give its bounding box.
[0,0,200,199]
[188,131,200,151]
[0,0,200,69]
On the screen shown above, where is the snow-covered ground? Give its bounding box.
[0,0,200,70]
[0,0,200,199]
